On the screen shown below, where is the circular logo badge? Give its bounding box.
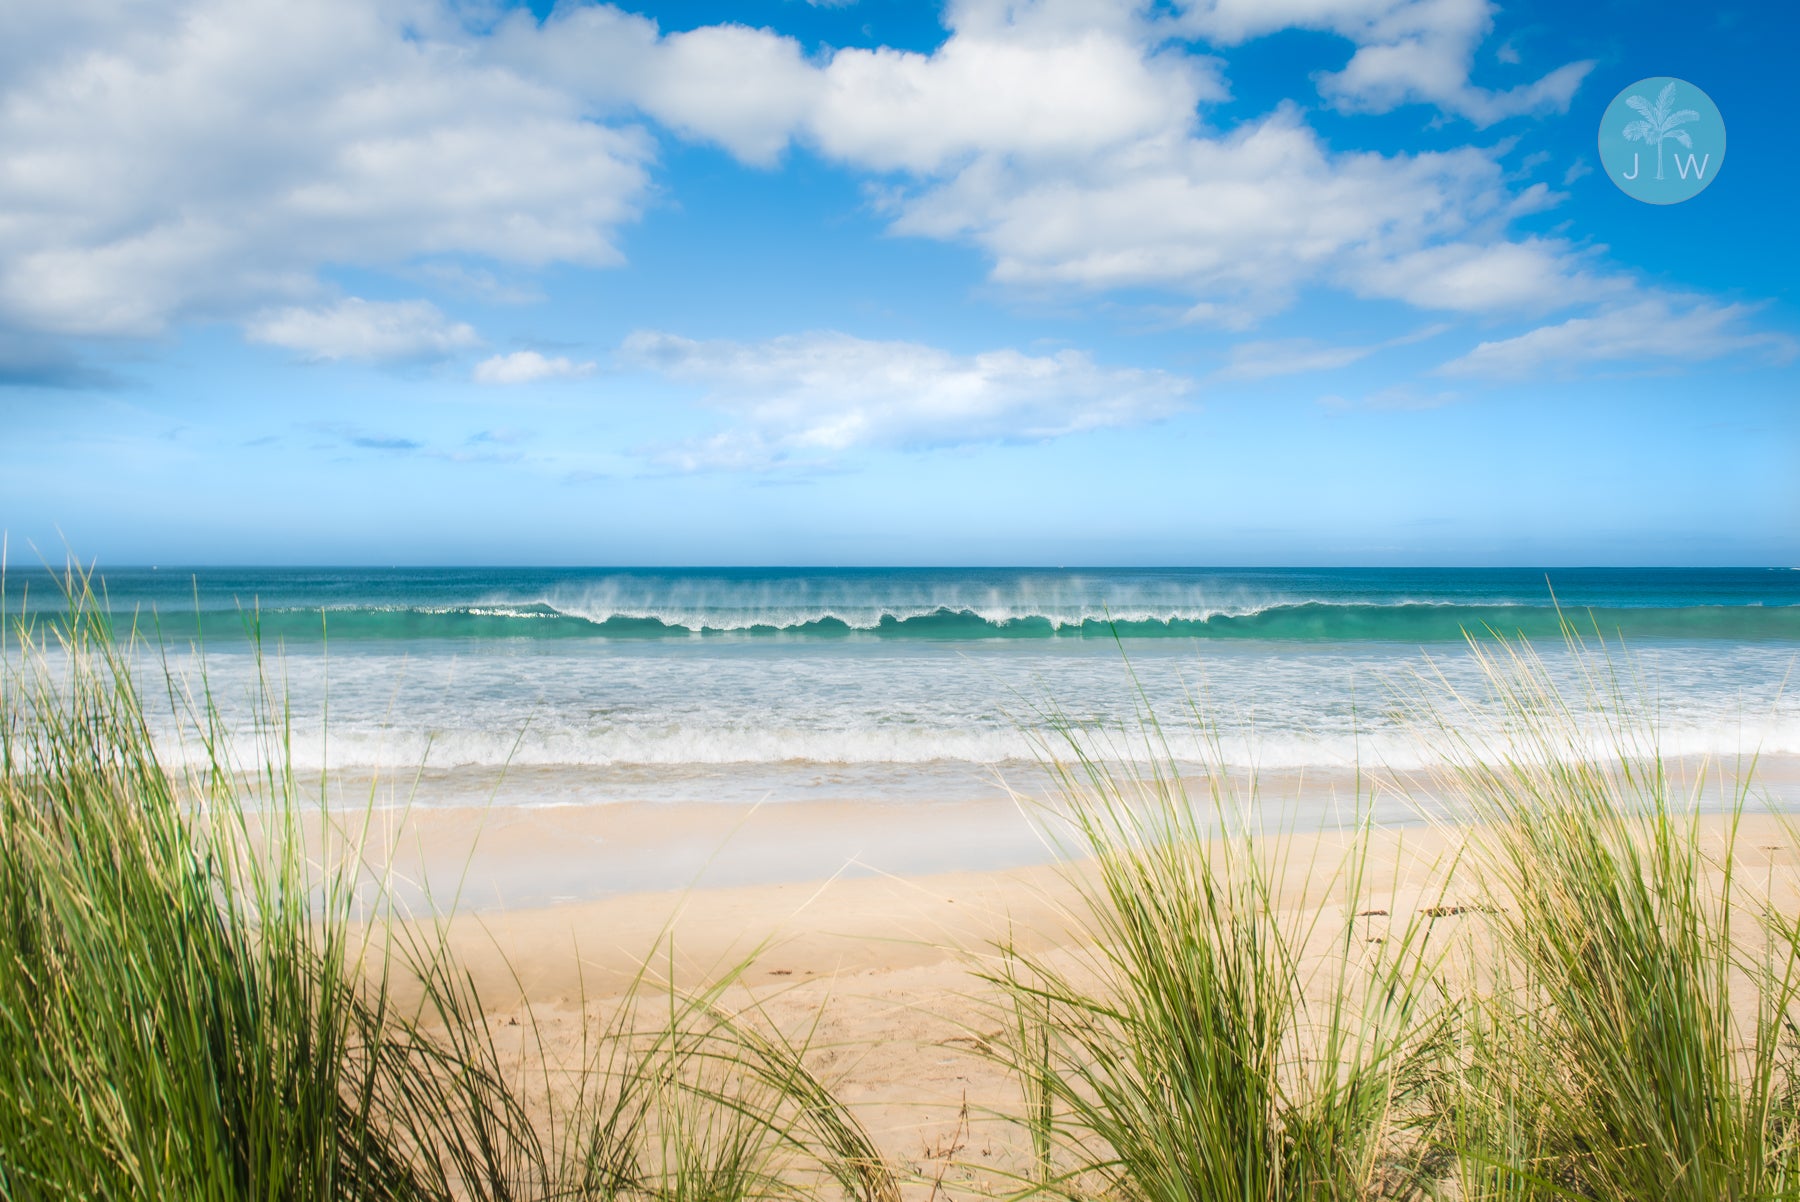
[1598,77,1725,204]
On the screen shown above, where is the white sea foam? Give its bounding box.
[111,636,1800,805]
[13,568,1794,810]
[507,574,1520,631]
[530,600,1461,630]
[175,719,1798,775]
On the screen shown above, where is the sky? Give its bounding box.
[1,0,1795,567]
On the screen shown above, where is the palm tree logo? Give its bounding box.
[1621,81,1700,181]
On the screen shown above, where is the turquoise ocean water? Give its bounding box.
[11,566,1799,805]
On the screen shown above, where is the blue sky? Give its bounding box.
[1,0,1795,566]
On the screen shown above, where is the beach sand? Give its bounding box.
[324,770,1800,1195]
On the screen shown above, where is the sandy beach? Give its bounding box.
[5,0,1791,1189]
[329,768,1800,1193]
[394,803,1449,1191]
[12,592,1800,1197]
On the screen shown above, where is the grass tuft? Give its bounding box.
[0,565,896,1201]
[1415,627,1800,1202]
[974,703,1441,1201]
[6,566,1797,1202]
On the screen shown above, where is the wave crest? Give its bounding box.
[245,599,1800,643]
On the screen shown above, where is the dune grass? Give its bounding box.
[969,626,1800,1201]
[0,571,897,1202]
[5,568,1799,1202]
[1413,632,1800,1202]
[974,704,1444,1201]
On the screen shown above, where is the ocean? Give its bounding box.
[9,566,1799,807]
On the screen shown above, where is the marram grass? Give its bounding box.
[7,569,1800,1202]
[0,570,897,1202]
[974,701,1445,1201]
[1415,631,1800,1202]
[970,626,1800,1201]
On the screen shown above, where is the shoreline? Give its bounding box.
[401,803,1800,1005]
[18,604,1800,1196]
[265,750,1800,913]
[385,809,1800,1190]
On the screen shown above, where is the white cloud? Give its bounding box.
[0,0,1627,354]
[622,329,1192,469]
[1323,37,1590,126]
[0,0,652,338]
[1216,323,1449,380]
[473,350,597,384]
[809,19,1222,173]
[1175,0,1592,125]
[246,298,478,363]
[1436,296,1799,379]
[889,104,1595,324]
[483,8,825,167]
[492,2,1598,324]
[639,25,823,167]
[1342,236,1613,313]
[489,0,1221,171]
[1223,340,1377,381]
[412,263,544,306]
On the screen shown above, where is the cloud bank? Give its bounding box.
[0,0,1609,355]
[246,298,479,363]
[0,0,650,341]
[623,329,1193,469]
[492,0,1603,326]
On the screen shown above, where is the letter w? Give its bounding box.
[1676,153,1711,180]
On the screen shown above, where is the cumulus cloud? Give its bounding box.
[482,1,1602,325]
[1342,236,1614,313]
[892,104,1596,324]
[1174,0,1593,125]
[246,298,478,363]
[622,329,1192,469]
[807,19,1222,173]
[489,0,1221,171]
[489,0,1590,171]
[483,7,821,167]
[576,0,1596,327]
[1436,296,1800,379]
[0,0,1616,352]
[473,350,597,384]
[0,0,651,339]
[638,24,824,166]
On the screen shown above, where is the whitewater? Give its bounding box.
[10,566,1798,806]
